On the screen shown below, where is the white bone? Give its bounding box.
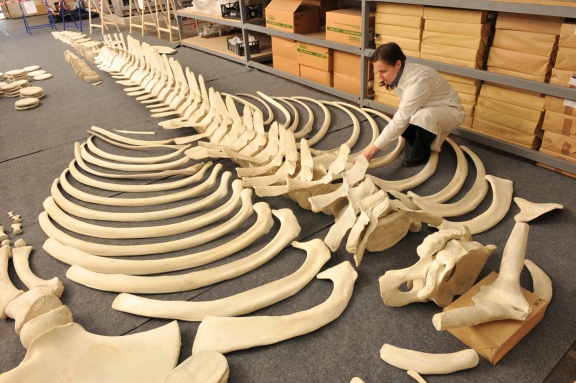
[11,214,22,223]
[89,129,188,150]
[407,370,428,383]
[1,321,180,381]
[368,151,439,192]
[66,207,295,294]
[4,286,64,335]
[0,226,8,241]
[57,162,218,206]
[43,203,274,275]
[19,305,74,349]
[50,172,230,222]
[272,96,297,131]
[192,261,358,355]
[90,126,176,146]
[292,97,331,147]
[39,196,256,257]
[432,175,514,234]
[316,101,361,153]
[112,238,329,320]
[11,223,22,235]
[286,97,314,138]
[0,244,25,319]
[380,344,479,374]
[524,259,552,302]
[162,351,229,383]
[12,243,64,296]
[513,197,563,223]
[352,197,391,267]
[236,93,274,125]
[345,190,387,254]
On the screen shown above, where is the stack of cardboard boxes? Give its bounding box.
[374,3,424,58]
[471,83,545,149]
[441,72,481,128]
[486,13,564,82]
[421,7,495,69]
[538,21,576,177]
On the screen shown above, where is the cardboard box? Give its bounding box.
[422,31,488,50]
[334,50,373,79]
[421,43,486,62]
[559,22,576,48]
[375,13,423,29]
[542,110,576,137]
[478,96,544,122]
[554,46,576,72]
[299,64,332,86]
[496,12,563,35]
[492,29,559,57]
[273,55,300,77]
[440,72,481,86]
[376,3,424,17]
[540,131,576,162]
[487,66,548,83]
[479,83,545,111]
[550,68,576,87]
[271,36,298,61]
[374,90,400,109]
[297,41,332,71]
[420,52,485,69]
[424,7,494,24]
[458,92,477,105]
[424,19,493,37]
[375,35,420,52]
[326,8,375,47]
[472,118,542,149]
[333,71,369,96]
[449,81,480,96]
[301,0,338,25]
[488,47,553,78]
[265,0,320,34]
[444,272,549,365]
[474,105,542,135]
[375,23,422,40]
[544,95,576,117]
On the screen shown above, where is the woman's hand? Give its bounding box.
[360,144,380,162]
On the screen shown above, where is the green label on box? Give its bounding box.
[327,26,360,36]
[267,20,293,29]
[297,48,327,59]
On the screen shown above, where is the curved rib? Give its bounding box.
[50,172,231,222]
[58,162,219,207]
[43,205,274,275]
[524,259,553,302]
[43,184,246,239]
[66,207,298,294]
[80,143,191,172]
[236,93,274,125]
[39,197,257,257]
[292,97,331,147]
[315,101,360,154]
[409,146,488,217]
[12,243,64,297]
[369,138,405,169]
[89,130,188,150]
[286,97,314,139]
[111,238,330,320]
[380,344,479,375]
[273,97,299,132]
[417,138,467,203]
[86,136,190,164]
[368,151,439,192]
[90,126,176,146]
[432,175,514,234]
[333,103,379,159]
[192,261,358,355]
[68,159,210,193]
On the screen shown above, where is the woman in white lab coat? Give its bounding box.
[362,43,465,167]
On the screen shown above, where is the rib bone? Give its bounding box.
[380,344,479,374]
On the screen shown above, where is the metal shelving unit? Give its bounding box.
[176,0,576,175]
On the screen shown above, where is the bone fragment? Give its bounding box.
[192,261,358,355]
[163,351,229,383]
[513,197,563,223]
[113,129,155,135]
[112,238,329,320]
[0,226,8,241]
[0,244,24,318]
[380,344,479,374]
[407,370,428,383]
[11,214,22,223]
[5,286,64,334]
[20,305,74,349]
[11,223,22,235]
[12,243,64,296]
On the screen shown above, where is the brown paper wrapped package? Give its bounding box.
[540,131,576,163]
[422,31,489,50]
[487,67,549,83]
[375,13,423,29]
[375,35,420,52]
[559,22,576,48]
[492,29,559,57]
[424,19,493,37]
[472,118,542,149]
[550,68,576,87]
[440,72,481,86]
[458,92,477,105]
[424,7,494,24]
[544,95,576,117]
[479,83,545,111]
[445,272,549,365]
[420,52,485,69]
[554,46,576,72]
[488,47,553,78]
[376,3,424,17]
[542,110,576,137]
[496,12,563,35]
[421,43,487,62]
[474,105,542,135]
[375,24,422,40]
[449,81,481,96]
[461,115,473,128]
[477,96,543,123]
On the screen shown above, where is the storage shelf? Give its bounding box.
[180,34,271,63]
[176,9,264,28]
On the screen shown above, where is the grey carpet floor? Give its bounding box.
[0,15,575,383]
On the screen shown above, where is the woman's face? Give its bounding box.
[374,59,402,85]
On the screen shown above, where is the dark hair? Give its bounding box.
[371,42,406,66]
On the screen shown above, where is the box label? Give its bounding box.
[326,26,361,36]
[267,20,294,29]
[297,48,328,59]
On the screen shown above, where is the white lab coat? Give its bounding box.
[374,63,465,152]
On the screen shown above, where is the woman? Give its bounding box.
[362,43,465,167]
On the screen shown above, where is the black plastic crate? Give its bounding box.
[227,37,260,56]
[221,2,263,20]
